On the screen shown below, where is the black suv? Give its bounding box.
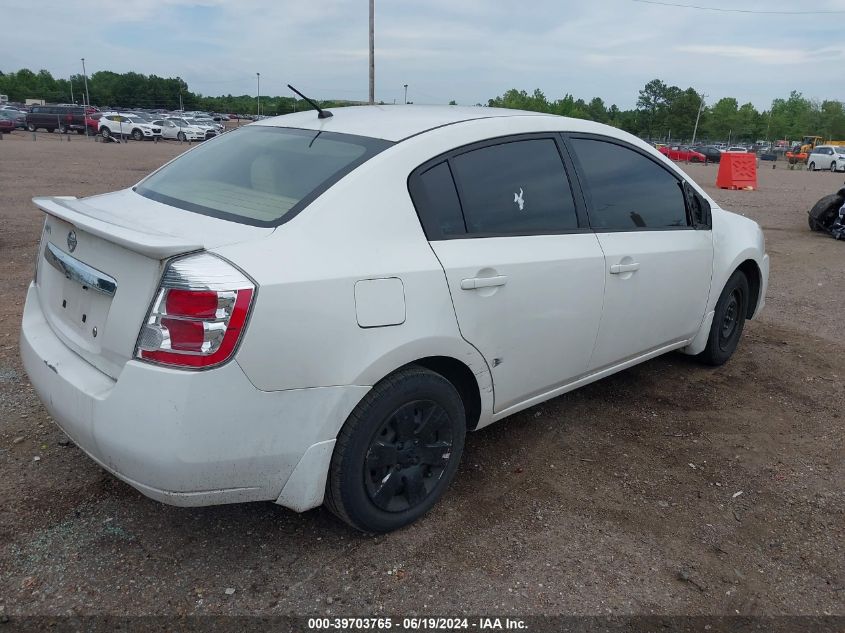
[26,105,88,134]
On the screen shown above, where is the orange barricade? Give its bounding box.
[716,152,758,190]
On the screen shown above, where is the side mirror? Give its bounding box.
[684,182,712,229]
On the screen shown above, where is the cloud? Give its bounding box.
[675,45,844,65]
[2,0,843,109]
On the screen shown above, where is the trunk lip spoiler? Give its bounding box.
[33,196,204,260]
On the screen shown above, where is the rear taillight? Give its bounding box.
[135,253,255,369]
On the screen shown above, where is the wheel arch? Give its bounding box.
[410,356,483,431]
[736,258,762,319]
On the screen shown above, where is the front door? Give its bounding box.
[567,136,713,370]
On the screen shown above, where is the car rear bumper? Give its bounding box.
[20,282,367,509]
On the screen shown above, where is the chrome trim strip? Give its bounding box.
[44,242,117,297]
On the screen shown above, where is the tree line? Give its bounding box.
[488,79,845,143]
[2,68,844,142]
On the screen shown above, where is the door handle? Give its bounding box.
[609,262,640,274]
[460,275,508,290]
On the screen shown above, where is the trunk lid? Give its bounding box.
[33,190,272,379]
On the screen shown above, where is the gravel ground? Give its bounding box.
[0,131,843,617]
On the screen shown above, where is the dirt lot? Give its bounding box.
[0,130,843,617]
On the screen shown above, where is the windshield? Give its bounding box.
[836,147,845,154]
[136,126,392,226]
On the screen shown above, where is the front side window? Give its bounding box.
[571,138,689,230]
[136,126,392,226]
[450,139,579,235]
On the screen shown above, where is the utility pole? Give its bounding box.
[368,0,375,104]
[403,84,408,105]
[80,58,90,110]
[256,72,261,116]
[70,80,74,104]
[690,92,707,146]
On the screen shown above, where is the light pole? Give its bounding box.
[80,58,90,109]
[256,72,260,117]
[403,84,408,105]
[368,0,375,104]
[690,92,707,146]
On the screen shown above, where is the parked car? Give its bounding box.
[193,116,225,133]
[167,117,217,139]
[691,146,722,163]
[808,145,845,172]
[152,118,206,142]
[658,145,707,162]
[1,106,27,129]
[726,147,747,153]
[98,114,162,141]
[85,112,102,135]
[26,104,88,133]
[20,106,769,533]
[0,110,16,133]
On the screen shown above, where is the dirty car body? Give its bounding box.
[20,106,769,532]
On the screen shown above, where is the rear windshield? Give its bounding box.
[136,126,392,226]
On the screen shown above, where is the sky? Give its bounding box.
[3,0,844,110]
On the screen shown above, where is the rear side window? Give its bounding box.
[136,126,392,227]
[450,139,579,235]
[412,162,466,237]
[571,138,689,230]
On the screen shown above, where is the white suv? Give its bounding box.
[808,145,845,172]
[20,106,769,532]
[98,114,162,141]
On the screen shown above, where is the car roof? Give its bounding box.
[252,104,550,142]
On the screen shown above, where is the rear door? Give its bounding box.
[410,135,606,413]
[566,135,713,370]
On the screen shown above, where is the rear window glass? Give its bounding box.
[136,126,392,226]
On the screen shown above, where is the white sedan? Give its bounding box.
[152,118,206,142]
[20,106,768,533]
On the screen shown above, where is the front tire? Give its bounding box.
[809,161,816,171]
[832,162,838,172]
[697,271,750,366]
[26,123,36,132]
[132,129,143,141]
[325,366,466,533]
[177,131,186,142]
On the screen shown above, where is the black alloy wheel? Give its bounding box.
[698,270,749,366]
[325,366,466,533]
[364,399,455,513]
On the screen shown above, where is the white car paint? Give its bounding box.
[20,106,768,518]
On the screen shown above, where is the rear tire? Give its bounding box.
[101,127,111,139]
[325,366,466,533]
[697,271,750,366]
[26,123,36,132]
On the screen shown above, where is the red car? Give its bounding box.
[658,145,707,162]
[0,112,16,133]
